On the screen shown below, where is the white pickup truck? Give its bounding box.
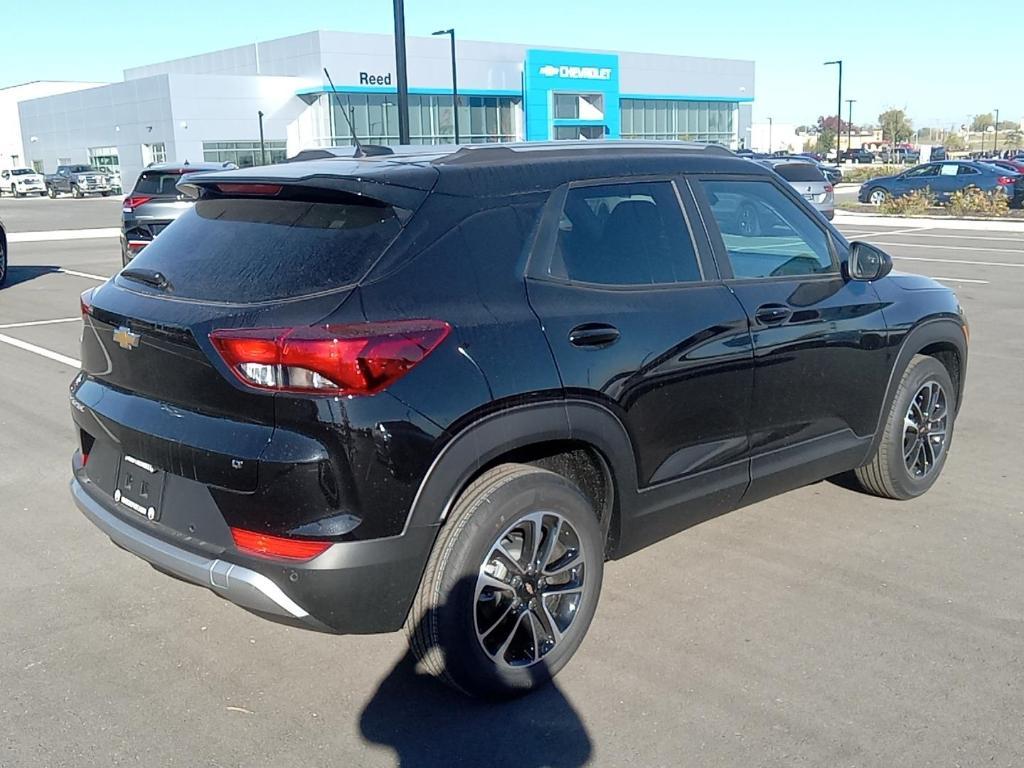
[1,167,47,197]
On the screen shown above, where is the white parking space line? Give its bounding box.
[875,241,1024,257]
[0,317,81,329]
[868,231,1024,245]
[0,334,80,367]
[892,254,1024,268]
[8,228,120,243]
[59,268,109,281]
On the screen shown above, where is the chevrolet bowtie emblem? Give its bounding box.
[113,326,140,350]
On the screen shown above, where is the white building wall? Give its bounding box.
[0,81,106,169]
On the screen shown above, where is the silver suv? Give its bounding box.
[758,159,835,220]
[121,162,235,265]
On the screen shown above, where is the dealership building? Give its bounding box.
[16,30,754,191]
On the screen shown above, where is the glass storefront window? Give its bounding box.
[202,140,287,167]
[620,98,736,144]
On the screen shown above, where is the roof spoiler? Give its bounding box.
[286,146,394,163]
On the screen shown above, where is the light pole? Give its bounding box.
[845,99,856,157]
[994,108,1000,156]
[824,60,842,162]
[767,116,773,153]
[257,110,266,165]
[392,0,410,144]
[432,28,459,144]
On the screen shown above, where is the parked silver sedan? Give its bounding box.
[758,158,835,220]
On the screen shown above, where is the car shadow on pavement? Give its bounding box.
[2,265,62,288]
[359,581,593,768]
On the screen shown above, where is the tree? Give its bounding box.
[944,134,966,151]
[1003,129,1023,149]
[815,127,836,156]
[879,109,913,143]
[997,120,1018,131]
[971,113,994,132]
[817,115,850,135]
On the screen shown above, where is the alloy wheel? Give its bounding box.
[869,189,888,205]
[474,511,587,669]
[903,380,948,479]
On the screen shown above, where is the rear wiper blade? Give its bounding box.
[121,267,172,291]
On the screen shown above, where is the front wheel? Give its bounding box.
[101,191,111,197]
[854,355,956,500]
[46,186,57,199]
[408,464,604,698]
[71,185,83,199]
[11,184,21,198]
[868,187,890,205]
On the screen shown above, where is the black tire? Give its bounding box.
[854,355,956,500]
[101,191,111,197]
[71,185,82,199]
[868,187,890,205]
[47,186,56,199]
[11,184,21,198]
[408,463,604,698]
[0,236,7,287]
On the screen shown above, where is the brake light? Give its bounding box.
[230,527,332,560]
[80,287,95,317]
[824,184,834,193]
[996,176,1016,186]
[122,194,152,212]
[209,320,450,395]
[214,183,282,196]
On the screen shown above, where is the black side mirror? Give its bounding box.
[847,241,893,281]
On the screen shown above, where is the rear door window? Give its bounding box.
[700,179,836,278]
[120,196,403,303]
[550,181,703,285]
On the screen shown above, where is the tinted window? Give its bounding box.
[122,196,402,303]
[957,165,979,175]
[771,163,825,182]
[133,171,185,195]
[702,179,835,278]
[551,181,702,285]
[905,165,938,178]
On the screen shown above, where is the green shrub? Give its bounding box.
[946,186,1010,217]
[879,188,936,216]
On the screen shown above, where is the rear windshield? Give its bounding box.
[772,163,825,182]
[133,171,186,195]
[121,196,402,303]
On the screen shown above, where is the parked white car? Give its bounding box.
[1,167,47,197]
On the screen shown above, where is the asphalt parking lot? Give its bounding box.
[2,196,1022,767]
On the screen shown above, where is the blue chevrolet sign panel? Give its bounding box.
[524,49,621,141]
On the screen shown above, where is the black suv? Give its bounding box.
[120,162,236,266]
[71,142,968,698]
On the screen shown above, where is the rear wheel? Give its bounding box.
[854,355,956,499]
[868,187,889,205]
[101,191,111,197]
[408,464,604,698]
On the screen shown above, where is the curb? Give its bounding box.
[834,210,1024,232]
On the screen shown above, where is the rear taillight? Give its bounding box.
[80,288,95,317]
[214,183,282,196]
[824,184,833,193]
[230,527,332,561]
[122,194,152,212]
[996,176,1016,186]
[209,320,450,395]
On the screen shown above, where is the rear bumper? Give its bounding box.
[70,471,440,634]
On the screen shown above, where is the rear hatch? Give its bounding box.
[772,162,833,206]
[123,169,201,250]
[77,180,424,505]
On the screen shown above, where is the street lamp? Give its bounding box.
[824,60,842,162]
[845,99,856,157]
[257,110,266,165]
[994,108,1000,156]
[392,0,411,144]
[432,28,460,144]
[767,116,773,153]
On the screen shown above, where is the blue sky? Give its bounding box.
[3,0,1018,129]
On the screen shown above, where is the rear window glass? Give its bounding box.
[121,197,402,303]
[772,163,825,182]
[133,171,185,195]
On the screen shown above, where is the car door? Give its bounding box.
[691,175,891,503]
[930,162,969,202]
[897,163,939,196]
[526,178,755,536]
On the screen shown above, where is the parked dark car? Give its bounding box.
[928,146,947,162]
[0,216,7,287]
[842,148,876,164]
[71,141,969,698]
[859,160,1023,206]
[121,162,236,265]
[45,164,112,198]
[984,158,1024,176]
[879,147,921,164]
